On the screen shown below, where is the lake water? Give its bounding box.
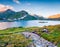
[0,20,60,30]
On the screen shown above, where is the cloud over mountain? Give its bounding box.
[0,4,14,12]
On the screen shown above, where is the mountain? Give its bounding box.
[0,9,16,20]
[0,9,45,21]
[33,14,46,20]
[48,14,60,18]
[11,10,38,20]
[48,14,60,20]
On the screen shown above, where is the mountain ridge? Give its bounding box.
[0,9,60,21]
[48,14,60,18]
[0,9,45,21]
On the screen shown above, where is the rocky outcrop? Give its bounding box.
[22,32,57,47]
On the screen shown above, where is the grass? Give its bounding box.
[0,34,32,47]
[0,25,60,47]
[26,25,60,47]
[0,27,26,34]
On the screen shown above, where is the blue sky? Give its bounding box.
[0,0,60,17]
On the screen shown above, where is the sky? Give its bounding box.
[0,0,60,17]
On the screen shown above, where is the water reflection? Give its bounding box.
[0,20,60,30]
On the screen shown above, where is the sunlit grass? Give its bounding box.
[0,34,32,47]
[0,25,60,47]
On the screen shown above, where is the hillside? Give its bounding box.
[0,25,60,47]
[0,9,46,21]
[48,14,60,19]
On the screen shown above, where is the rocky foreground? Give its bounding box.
[22,32,57,47]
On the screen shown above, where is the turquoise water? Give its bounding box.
[0,20,60,30]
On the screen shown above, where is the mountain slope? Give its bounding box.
[0,9,16,20]
[48,14,60,19]
[0,9,45,21]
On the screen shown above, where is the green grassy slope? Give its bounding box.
[0,25,60,47]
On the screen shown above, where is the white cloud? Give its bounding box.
[13,0,20,4]
[27,3,31,6]
[0,4,14,12]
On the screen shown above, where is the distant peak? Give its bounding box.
[20,10,28,14]
[6,9,14,12]
[2,9,15,13]
[48,14,60,18]
[20,10,27,12]
[0,9,15,13]
[6,9,12,11]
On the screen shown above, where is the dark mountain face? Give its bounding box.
[0,9,45,21]
[0,9,16,19]
[20,10,28,15]
[10,10,29,19]
[20,15,37,20]
[4,9,15,13]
